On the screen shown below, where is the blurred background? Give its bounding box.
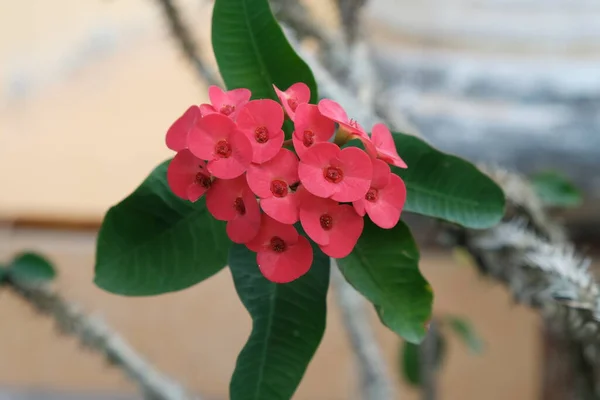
[1,0,598,399]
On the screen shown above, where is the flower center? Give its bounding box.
[270,236,287,253]
[365,188,379,202]
[287,98,299,111]
[233,197,246,215]
[319,214,333,230]
[270,179,288,198]
[254,126,269,144]
[215,140,232,158]
[219,104,235,116]
[323,166,344,183]
[302,130,315,147]
[195,172,212,189]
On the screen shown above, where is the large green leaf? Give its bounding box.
[228,242,330,400]
[9,252,56,284]
[337,220,432,344]
[95,160,229,296]
[530,170,582,208]
[392,132,505,229]
[212,0,318,103]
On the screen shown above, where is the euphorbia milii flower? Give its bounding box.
[292,103,336,160]
[353,159,407,229]
[300,194,363,258]
[246,148,300,224]
[317,99,376,154]
[188,113,253,179]
[166,149,213,202]
[236,99,285,164]
[199,85,251,120]
[273,82,311,120]
[370,123,408,168]
[206,176,260,244]
[298,142,372,202]
[165,105,201,151]
[246,214,313,283]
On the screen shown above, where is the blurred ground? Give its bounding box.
[0,226,539,400]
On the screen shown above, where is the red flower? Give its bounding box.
[370,123,407,168]
[299,193,363,258]
[246,149,300,224]
[188,113,253,179]
[200,86,251,120]
[298,142,373,202]
[292,103,336,160]
[236,99,285,164]
[246,214,313,283]
[165,105,201,152]
[206,176,261,244]
[353,159,406,229]
[166,149,213,202]
[273,82,310,120]
[317,99,376,155]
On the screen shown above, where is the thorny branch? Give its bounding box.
[154,0,220,86]
[4,276,195,400]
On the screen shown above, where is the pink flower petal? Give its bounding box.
[257,235,313,283]
[166,149,211,201]
[292,103,335,160]
[273,82,311,120]
[188,113,237,160]
[246,148,299,198]
[260,192,300,224]
[205,176,248,221]
[208,86,251,119]
[365,174,406,229]
[319,204,363,258]
[205,128,253,179]
[371,123,407,168]
[237,99,285,164]
[371,159,392,189]
[165,105,201,152]
[200,103,217,116]
[330,147,373,202]
[246,214,299,252]
[227,188,261,243]
[318,99,349,125]
[300,196,363,256]
[298,142,341,199]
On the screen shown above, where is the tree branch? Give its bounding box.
[5,277,196,400]
[331,264,396,400]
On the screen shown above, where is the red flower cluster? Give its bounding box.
[166,84,407,283]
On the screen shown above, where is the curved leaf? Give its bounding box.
[212,0,318,103]
[531,170,582,208]
[446,316,483,354]
[9,252,56,283]
[392,132,505,229]
[228,242,330,400]
[337,220,433,344]
[95,160,229,296]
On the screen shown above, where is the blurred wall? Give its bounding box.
[0,1,542,399]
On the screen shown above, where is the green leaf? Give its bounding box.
[530,170,582,208]
[212,0,318,103]
[228,242,330,400]
[400,332,447,387]
[94,160,230,296]
[9,252,56,283]
[392,132,505,229]
[337,220,433,344]
[446,316,483,354]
